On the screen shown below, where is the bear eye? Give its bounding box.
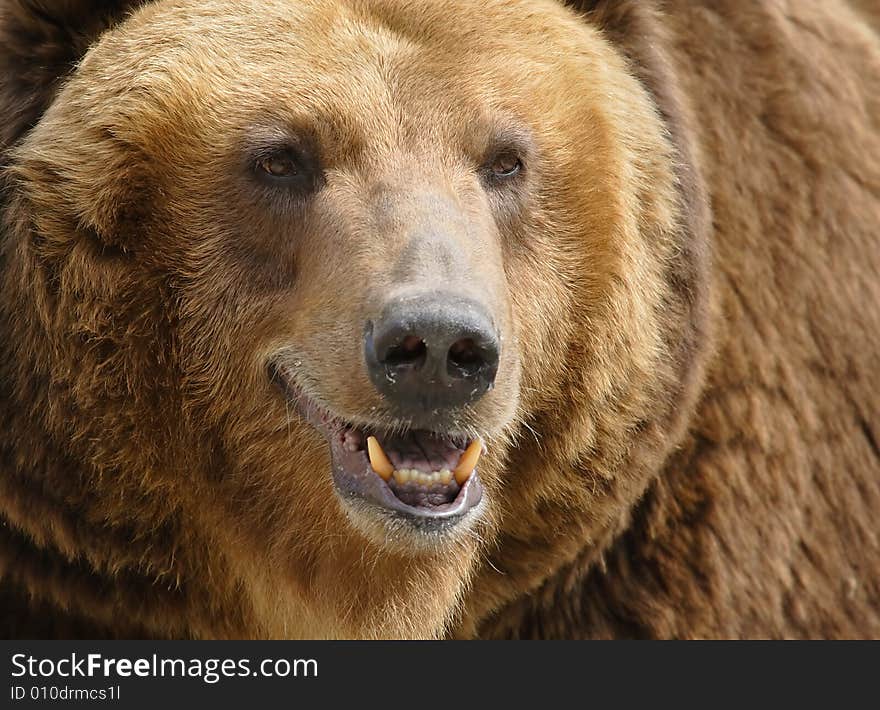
[484,150,523,184]
[257,150,300,179]
[491,153,521,176]
[249,140,323,196]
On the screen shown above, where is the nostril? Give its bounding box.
[447,337,483,377]
[383,335,427,369]
[364,295,500,410]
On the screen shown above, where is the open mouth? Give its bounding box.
[275,370,484,522]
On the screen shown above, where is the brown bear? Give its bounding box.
[0,0,878,639]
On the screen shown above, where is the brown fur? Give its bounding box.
[0,0,878,639]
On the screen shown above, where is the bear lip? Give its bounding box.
[270,364,484,521]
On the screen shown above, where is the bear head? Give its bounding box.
[0,0,710,638]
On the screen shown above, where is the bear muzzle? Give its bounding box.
[363,291,500,414]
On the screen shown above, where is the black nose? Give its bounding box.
[364,293,500,412]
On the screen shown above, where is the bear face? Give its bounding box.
[0,0,709,638]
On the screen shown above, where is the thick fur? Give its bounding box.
[0,1,143,151]
[0,0,877,639]
[475,0,880,638]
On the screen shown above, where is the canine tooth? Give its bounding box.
[454,439,482,485]
[367,436,393,481]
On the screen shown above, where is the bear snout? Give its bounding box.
[363,291,500,414]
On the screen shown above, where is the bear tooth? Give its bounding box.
[440,469,452,485]
[453,439,482,485]
[366,436,394,481]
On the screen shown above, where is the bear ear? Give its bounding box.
[0,0,144,150]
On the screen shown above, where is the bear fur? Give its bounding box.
[0,0,878,639]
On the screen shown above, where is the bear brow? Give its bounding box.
[481,122,535,163]
[240,109,368,170]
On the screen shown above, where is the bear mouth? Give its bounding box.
[271,366,484,522]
